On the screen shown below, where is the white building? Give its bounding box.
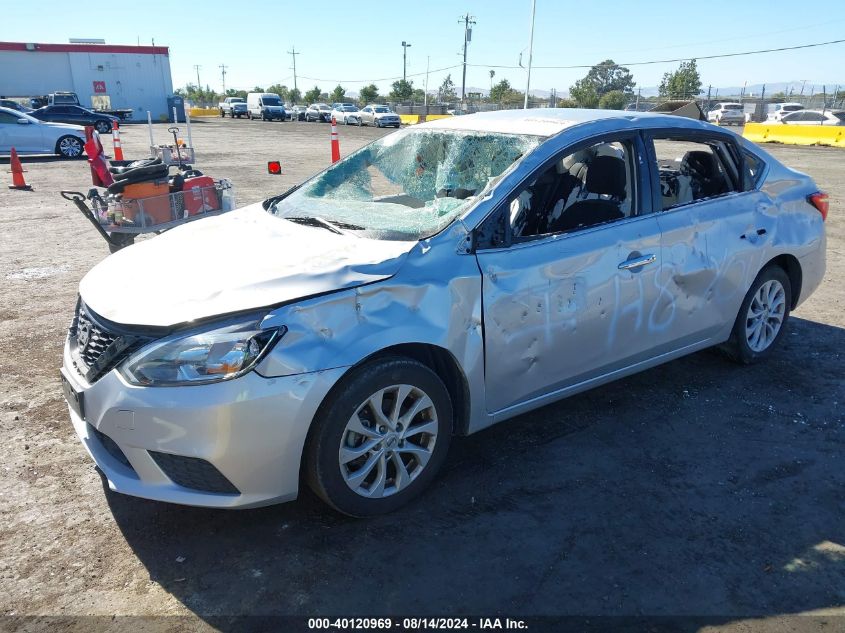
[0,41,174,121]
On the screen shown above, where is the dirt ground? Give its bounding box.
[0,118,843,630]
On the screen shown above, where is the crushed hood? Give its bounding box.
[79,203,414,327]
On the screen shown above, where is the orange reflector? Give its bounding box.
[267,161,282,175]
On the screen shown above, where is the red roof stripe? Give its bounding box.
[0,42,169,55]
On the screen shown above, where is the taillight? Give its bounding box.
[809,192,829,221]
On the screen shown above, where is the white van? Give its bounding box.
[246,93,286,121]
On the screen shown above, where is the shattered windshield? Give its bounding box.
[269,128,542,240]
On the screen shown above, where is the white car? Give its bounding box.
[331,103,361,125]
[778,110,845,126]
[359,104,401,128]
[706,102,745,126]
[766,102,805,122]
[0,106,86,158]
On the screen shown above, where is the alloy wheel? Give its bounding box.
[58,137,83,158]
[339,384,438,499]
[745,279,786,352]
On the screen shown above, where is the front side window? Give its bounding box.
[0,111,20,124]
[270,128,541,240]
[652,137,738,210]
[510,139,637,238]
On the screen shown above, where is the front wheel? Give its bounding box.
[304,357,453,517]
[94,120,112,134]
[721,266,792,364]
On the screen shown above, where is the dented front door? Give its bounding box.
[476,215,665,413]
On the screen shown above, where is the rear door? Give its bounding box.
[475,132,667,413]
[645,131,772,347]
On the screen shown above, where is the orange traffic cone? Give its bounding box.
[330,117,340,163]
[8,148,32,191]
[112,121,124,161]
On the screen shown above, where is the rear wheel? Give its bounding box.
[56,135,84,158]
[304,357,452,517]
[721,266,791,364]
[220,110,225,117]
[94,120,112,134]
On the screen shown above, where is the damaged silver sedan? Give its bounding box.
[61,109,827,516]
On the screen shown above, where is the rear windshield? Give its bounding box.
[723,104,743,110]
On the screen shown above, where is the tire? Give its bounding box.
[94,120,112,134]
[56,135,84,159]
[220,110,225,117]
[721,266,792,365]
[304,357,453,517]
[247,112,252,120]
[375,119,381,128]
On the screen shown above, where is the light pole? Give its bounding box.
[193,64,202,89]
[524,0,536,109]
[402,41,412,82]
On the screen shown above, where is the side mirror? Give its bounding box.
[17,118,31,125]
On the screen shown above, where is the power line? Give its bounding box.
[298,63,462,85]
[468,37,845,70]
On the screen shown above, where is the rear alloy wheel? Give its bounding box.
[722,266,791,364]
[305,357,452,517]
[94,120,112,134]
[57,135,84,158]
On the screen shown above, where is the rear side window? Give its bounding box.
[743,150,765,187]
[651,137,739,211]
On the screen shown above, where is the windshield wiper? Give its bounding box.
[284,216,364,235]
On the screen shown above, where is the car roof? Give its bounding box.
[418,107,712,137]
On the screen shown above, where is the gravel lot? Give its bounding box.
[1,117,843,629]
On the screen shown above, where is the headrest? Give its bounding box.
[585,156,626,198]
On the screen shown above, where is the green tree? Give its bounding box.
[569,82,599,107]
[438,74,457,103]
[359,84,380,105]
[412,88,426,103]
[489,79,513,104]
[599,90,628,110]
[556,98,578,108]
[266,84,290,101]
[288,88,302,104]
[389,79,414,102]
[304,85,322,104]
[225,88,248,99]
[330,85,347,103]
[658,59,702,100]
[570,59,635,107]
[252,86,265,92]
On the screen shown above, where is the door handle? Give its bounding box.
[740,228,767,240]
[618,254,656,270]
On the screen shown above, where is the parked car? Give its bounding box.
[219,97,248,118]
[766,102,805,122]
[0,106,86,158]
[706,102,745,126]
[289,105,307,121]
[305,103,332,122]
[0,99,33,113]
[246,93,286,121]
[29,105,117,133]
[360,104,401,128]
[62,109,826,516]
[331,103,361,125]
[777,109,845,126]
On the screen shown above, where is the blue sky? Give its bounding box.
[3,0,844,96]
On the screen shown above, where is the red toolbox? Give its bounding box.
[182,176,220,216]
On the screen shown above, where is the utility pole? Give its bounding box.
[636,87,641,110]
[799,79,807,96]
[402,41,412,82]
[489,69,495,97]
[523,0,536,109]
[219,64,228,95]
[459,13,476,106]
[288,46,300,96]
[193,65,202,89]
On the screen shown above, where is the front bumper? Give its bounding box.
[62,339,347,508]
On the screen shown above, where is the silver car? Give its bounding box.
[360,104,401,128]
[61,109,827,516]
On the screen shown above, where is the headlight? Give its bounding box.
[119,318,284,387]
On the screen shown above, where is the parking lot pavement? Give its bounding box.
[0,118,843,626]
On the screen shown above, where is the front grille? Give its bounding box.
[149,451,240,495]
[68,301,151,383]
[89,424,134,471]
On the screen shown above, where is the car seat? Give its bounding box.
[548,155,626,233]
[679,150,727,200]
